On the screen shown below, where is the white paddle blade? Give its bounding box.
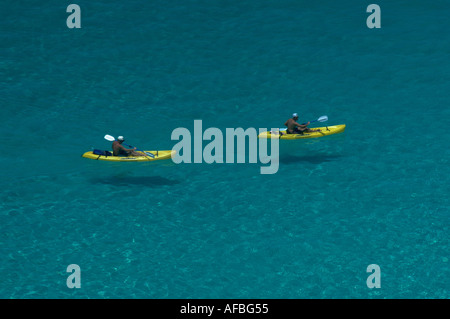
[317,115,328,122]
[104,134,116,141]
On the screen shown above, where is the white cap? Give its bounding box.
[118,136,125,141]
[292,113,298,118]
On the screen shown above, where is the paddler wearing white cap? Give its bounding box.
[112,136,145,157]
[283,113,321,135]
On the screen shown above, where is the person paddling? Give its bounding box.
[112,136,145,157]
[284,113,321,135]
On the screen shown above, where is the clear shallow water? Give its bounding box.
[1,0,449,298]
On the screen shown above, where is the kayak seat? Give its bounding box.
[93,149,113,157]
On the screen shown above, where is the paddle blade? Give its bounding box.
[317,115,328,122]
[104,134,115,141]
[144,151,155,158]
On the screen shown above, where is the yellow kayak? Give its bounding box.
[258,124,346,139]
[82,150,175,162]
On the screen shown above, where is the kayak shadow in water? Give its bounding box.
[92,175,181,187]
[279,153,343,165]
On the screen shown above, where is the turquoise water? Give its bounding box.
[1,0,449,298]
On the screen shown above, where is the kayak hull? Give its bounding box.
[82,150,175,162]
[258,124,346,139]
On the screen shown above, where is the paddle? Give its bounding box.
[302,115,328,125]
[104,135,155,158]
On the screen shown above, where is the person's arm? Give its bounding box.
[295,121,309,128]
[119,144,136,153]
[284,120,289,127]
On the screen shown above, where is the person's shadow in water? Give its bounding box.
[279,153,343,165]
[92,176,181,187]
